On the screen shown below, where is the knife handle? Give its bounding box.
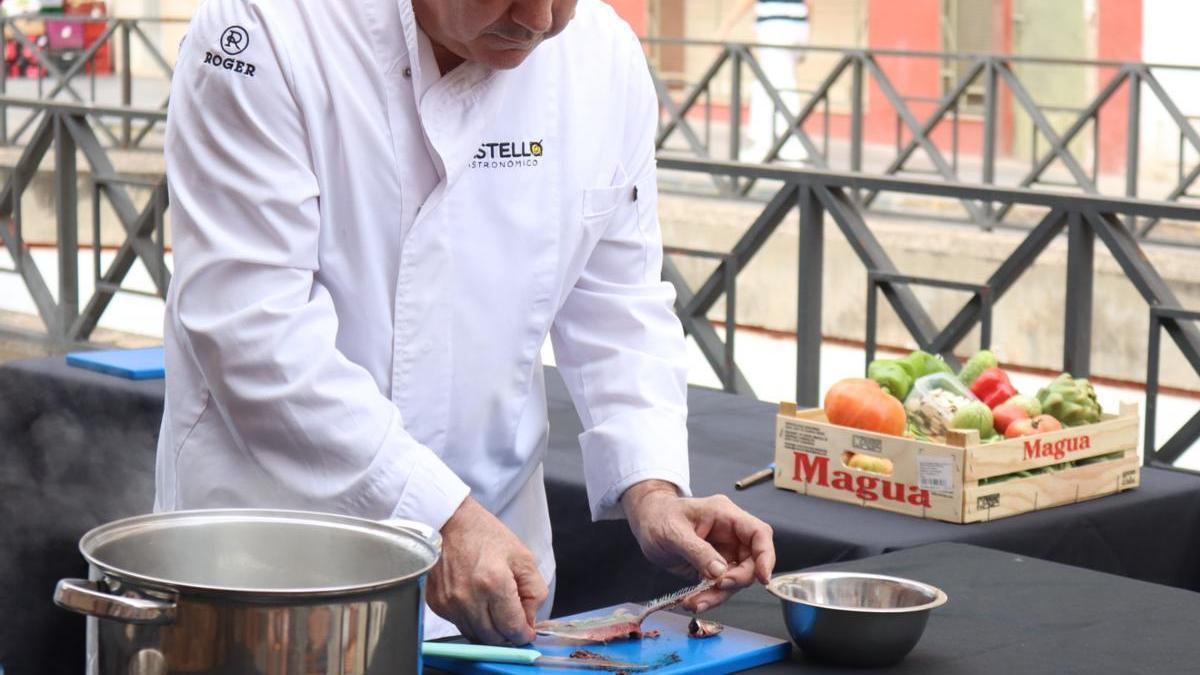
[422,642,541,664]
[735,466,774,489]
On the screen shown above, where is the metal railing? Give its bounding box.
[647,38,1200,242]
[0,97,169,346]
[0,37,1199,466]
[0,14,181,149]
[658,155,1200,467]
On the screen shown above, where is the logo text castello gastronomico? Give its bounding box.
[471,140,544,169]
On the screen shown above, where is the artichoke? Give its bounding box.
[1036,374,1102,427]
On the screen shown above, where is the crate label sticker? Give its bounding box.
[977,493,1001,510]
[917,455,955,492]
[852,435,882,453]
[1121,470,1138,487]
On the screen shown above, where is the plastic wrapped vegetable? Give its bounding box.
[957,350,998,387]
[949,401,997,439]
[907,372,976,402]
[825,379,907,436]
[1036,374,1102,427]
[904,377,976,440]
[970,367,1018,408]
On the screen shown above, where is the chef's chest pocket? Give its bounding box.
[580,174,659,278]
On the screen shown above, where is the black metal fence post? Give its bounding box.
[1064,210,1094,377]
[0,21,8,146]
[53,113,78,342]
[1146,306,1162,467]
[121,20,133,148]
[796,183,824,407]
[1126,67,1141,232]
[849,53,864,202]
[729,45,744,196]
[723,254,738,393]
[981,59,998,225]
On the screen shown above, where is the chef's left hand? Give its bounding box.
[621,479,775,612]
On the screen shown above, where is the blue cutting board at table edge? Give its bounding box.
[422,603,791,674]
[66,347,165,379]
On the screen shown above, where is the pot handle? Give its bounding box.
[382,518,443,556]
[54,579,177,625]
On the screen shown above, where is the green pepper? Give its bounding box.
[868,359,914,400]
[899,350,953,379]
[868,350,950,402]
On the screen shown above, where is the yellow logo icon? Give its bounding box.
[530,141,543,157]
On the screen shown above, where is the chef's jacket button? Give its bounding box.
[403,67,412,79]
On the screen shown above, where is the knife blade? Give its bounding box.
[422,642,648,671]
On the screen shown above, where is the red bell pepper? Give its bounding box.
[970,367,1018,408]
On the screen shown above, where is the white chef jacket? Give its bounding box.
[156,0,691,638]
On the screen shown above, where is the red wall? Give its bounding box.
[865,0,942,147]
[1097,0,1142,173]
[861,0,1013,160]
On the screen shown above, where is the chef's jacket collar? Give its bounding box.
[397,0,495,104]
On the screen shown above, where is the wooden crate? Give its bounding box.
[773,401,1140,523]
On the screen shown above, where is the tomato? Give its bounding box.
[1004,414,1064,438]
[992,402,1030,435]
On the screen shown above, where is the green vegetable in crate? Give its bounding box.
[957,350,998,387]
[867,350,950,399]
[1002,394,1042,418]
[1037,373,1102,427]
[867,359,914,400]
[970,367,1018,408]
[900,350,953,379]
[949,401,997,439]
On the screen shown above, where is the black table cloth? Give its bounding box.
[3,356,1200,673]
[705,542,1200,673]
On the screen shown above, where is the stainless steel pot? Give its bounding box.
[53,509,442,675]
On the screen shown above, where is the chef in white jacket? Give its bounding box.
[159,0,775,645]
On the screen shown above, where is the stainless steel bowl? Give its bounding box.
[767,571,948,667]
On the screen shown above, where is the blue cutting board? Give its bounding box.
[423,603,791,674]
[66,347,165,379]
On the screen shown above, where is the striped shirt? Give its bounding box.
[756,0,809,23]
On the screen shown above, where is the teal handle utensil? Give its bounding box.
[422,642,648,671]
[421,642,541,664]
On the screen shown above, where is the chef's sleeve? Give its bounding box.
[550,29,692,521]
[163,1,469,528]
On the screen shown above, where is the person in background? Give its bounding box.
[718,0,810,161]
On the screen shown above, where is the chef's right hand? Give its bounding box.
[427,496,548,645]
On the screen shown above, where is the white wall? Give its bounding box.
[1140,0,1200,183]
